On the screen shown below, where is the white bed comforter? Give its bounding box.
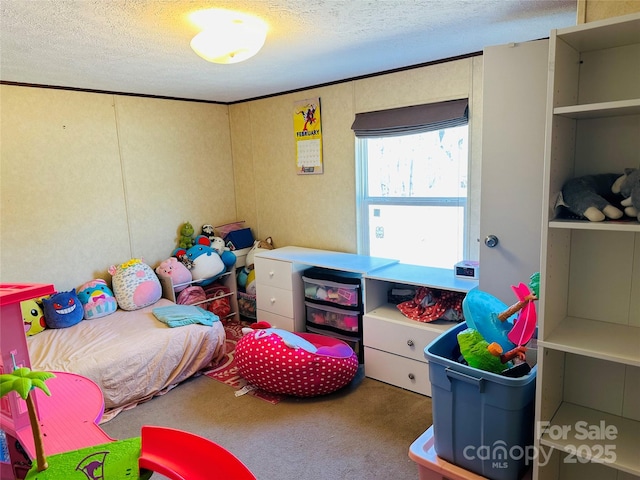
[27,298,226,422]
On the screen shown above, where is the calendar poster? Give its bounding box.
[293,97,323,174]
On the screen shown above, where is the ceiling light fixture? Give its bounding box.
[190,9,268,65]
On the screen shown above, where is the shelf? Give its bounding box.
[554,13,640,52]
[554,99,640,119]
[366,303,459,336]
[539,316,640,367]
[365,262,478,293]
[540,402,640,476]
[549,218,640,233]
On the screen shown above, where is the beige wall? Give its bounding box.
[1,55,484,291]
[1,55,483,292]
[229,56,483,256]
[578,0,640,23]
[0,86,236,290]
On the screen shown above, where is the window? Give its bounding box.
[353,100,469,269]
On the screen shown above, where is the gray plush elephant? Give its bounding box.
[612,168,640,222]
[561,173,624,222]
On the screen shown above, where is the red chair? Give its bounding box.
[139,425,256,480]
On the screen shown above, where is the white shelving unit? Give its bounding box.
[534,13,640,480]
[159,269,240,322]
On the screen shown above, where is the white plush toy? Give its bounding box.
[611,168,640,222]
[238,237,275,294]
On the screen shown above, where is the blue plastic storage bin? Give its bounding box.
[424,321,536,480]
[224,228,254,250]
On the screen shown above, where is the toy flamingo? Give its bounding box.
[505,284,537,347]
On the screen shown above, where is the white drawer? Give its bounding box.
[364,347,431,396]
[256,310,296,332]
[255,257,293,290]
[256,284,294,318]
[363,314,453,363]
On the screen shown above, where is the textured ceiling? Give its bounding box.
[0,0,577,103]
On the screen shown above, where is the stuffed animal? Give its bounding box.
[77,279,118,319]
[561,173,624,222]
[21,297,48,335]
[210,236,227,255]
[245,237,275,269]
[457,328,526,374]
[245,269,257,295]
[109,258,162,311]
[42,289,84,329]
[155,257,192,292]
[200,225,229,255]
[173,235,236,286]
[201,224,216,243]
[611,168,640,222]
[238,237,275,291]
[178,222,195,249]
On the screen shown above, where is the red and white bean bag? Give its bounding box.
[235,328,359,397]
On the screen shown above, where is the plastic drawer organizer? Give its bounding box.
[305,302,359,333]
[303,267,363,360]
[424,322,537,480]
[303,274,360,307]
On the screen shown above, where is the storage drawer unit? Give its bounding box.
[302,267,364,362]
[254,255,307,332]
[363,306,458,395]
[363,263,477,395]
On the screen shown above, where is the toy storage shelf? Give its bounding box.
[535,13,640,480]
[159,270,239,322]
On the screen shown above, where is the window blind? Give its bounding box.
[351,98,468,138]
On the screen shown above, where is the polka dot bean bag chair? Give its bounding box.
[236,328,359,397]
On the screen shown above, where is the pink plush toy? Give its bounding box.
[155,257,192,292]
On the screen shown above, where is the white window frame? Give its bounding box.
[355,126,470,266]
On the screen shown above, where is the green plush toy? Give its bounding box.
[178,222,195,249]
[457,328,527,374]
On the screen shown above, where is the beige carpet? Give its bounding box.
[100,367,433,480]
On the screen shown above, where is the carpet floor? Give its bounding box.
[101,341,434,479]
[204,321,283,404]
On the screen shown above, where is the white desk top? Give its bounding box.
[256,246,479,292]
[366,262,478,293]
[255,246,398,274]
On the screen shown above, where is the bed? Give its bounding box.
[27,298,226,422]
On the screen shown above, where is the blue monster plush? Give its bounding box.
[42,288,84,328]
